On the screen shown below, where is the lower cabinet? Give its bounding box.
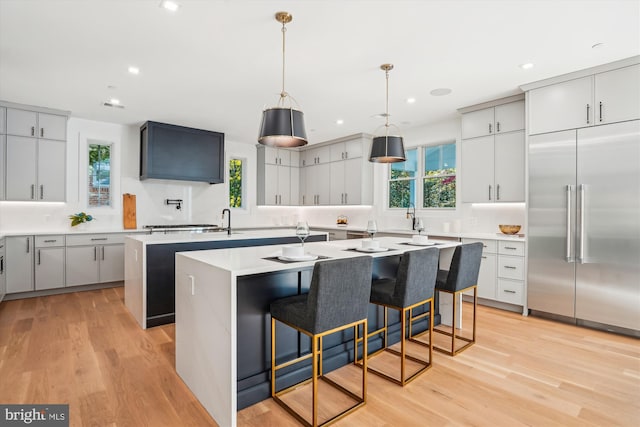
[0,239,6,301]
[35,235,65,290]
[5,236,34,293]
[66,244,124,286]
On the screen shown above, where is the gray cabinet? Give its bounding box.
[66,233,126,286]
[5,236,34,294]
[462,101,524,139]
[0,239,5,302]
[257,146,295,205]
[35,235,65,290]
[6,108,67,141]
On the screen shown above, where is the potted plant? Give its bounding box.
[69,212,94,227]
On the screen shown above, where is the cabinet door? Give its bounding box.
[35,247,65,290]
[37,113,67,141]
[0,136,5,200]
[329,161,345,204]
[277,165,290,205]
[0,106,6,133]
[528,76,593,135]
[495,101,525,133]
[263,164,279,205]
[299,167,309,205]
[330,142,345,162]
[0,248,5,302]
[263,146,278,165]
[461,136,494,202]
[344,138,363,159]
[290,167,299,205]
[65,246,99,286]
[305,165,317,204]
[99,244,124,283]
[477,253,497,299]
[277,149,291,167]
[316,163,331,204]
[38,139,66,201]
[344,158,362,205]
[6,236,34,293]
[462,107,494,139]
[595,64,640,125]
[6,136,37,200]
[6,108,37,137]
[315,145,331,164]
[289,150,300,168]
[494,131,525,202]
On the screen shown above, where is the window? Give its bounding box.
[229,158,244,208]
[88,143,111,207]
[387,142,456,209]
[423,143,456,208]
[388,148,417,208]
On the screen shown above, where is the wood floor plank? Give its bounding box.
[0,287,638,427]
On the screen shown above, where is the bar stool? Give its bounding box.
[434,242,483,356]
[270,256,373,427]
[362,247,440,386]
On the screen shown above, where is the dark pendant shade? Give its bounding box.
[258,107,308,147]
[369,135,406,163]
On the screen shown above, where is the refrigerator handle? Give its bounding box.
[566,185,574,262]
[578,184,586,264]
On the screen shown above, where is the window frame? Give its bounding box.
[387,140,457,211]
[387,147,418,209]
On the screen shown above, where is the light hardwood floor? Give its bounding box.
[0,287,638,426]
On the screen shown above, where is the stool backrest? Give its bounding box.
[394,247,440,307]
[441,242,483,292]
[306,256,373,334]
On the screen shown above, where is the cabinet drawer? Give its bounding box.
[498,256,524,280]
[66,233,126,246]
[462,238,496,254]
[498,240,524,256]
[35,235,65,247]
[497,279,524,305]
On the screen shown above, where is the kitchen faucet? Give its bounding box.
[222,208,231,236]
[406,202,417,230]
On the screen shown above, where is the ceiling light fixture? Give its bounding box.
[369,64,406,163]
[519,63,534,70]
[128,66,140,75]
[258,11,308,147]
[336,119,344,125]
[406,97,416,104]
[160,0,180,12]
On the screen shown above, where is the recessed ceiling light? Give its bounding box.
[336,119,344,125]
[591,42,604,49]
[128,66,140,75]
[519,63,534,70]
[406,97,416,104]
[109,98,120,105]
[430,88,452,96]
[103,100,125,109]
[160,0,180,12]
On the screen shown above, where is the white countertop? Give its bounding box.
[126,229,327,245]
[178,236,459,277]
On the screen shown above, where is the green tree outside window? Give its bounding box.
[229,159,243,208]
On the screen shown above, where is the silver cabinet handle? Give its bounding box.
[0,255,4,274]
[481,256,487,259]
[90,238,108,241]
[496,184,500,201]
[488,123,492,134]
[566,185,574,262]
[44,239,57,243]
[503,289,516,294]
[496,121,500,132]
[341,193,344,204]
[275,195,278,204]
[599,101,603,122]
[37,249,41,265]
[345,193,348,204]
[40,128,44,137]
[31,126,35,136]
[94,247,97,261]
[302,195,305,204]
[504,246,517,250]
[488,185,492,201]
[26,237,30,253]
[40,185,44,200]
[102,246,105,260]
[31,184,35,200]
[504,265,517,269]
[579,184,586,263]
[586,104,590,124]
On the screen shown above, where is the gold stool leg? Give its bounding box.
[312,335,319,427]
[451,290,457,355]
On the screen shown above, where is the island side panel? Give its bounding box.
[175,254,236,427]
[124,237,145,328]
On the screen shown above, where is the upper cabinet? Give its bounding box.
[256,146,296,206]
[1,102,69,201]
[460,98,525,203]
[461,101,524,139]
[527,62,640,135]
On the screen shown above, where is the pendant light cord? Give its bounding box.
[385,68,390,132]
[281,22,287,101]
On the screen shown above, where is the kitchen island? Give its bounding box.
[174,237,459,427]
[124,229,328,328]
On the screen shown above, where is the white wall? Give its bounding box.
[0,116,524,235]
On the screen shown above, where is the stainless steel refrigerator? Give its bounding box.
[527,120,640,335]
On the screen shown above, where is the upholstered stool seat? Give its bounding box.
[434,242,483,356]
[270,256,373,427]
[361,247,440,386]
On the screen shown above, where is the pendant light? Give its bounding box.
[369,64,406,163]
[258,11,308,147]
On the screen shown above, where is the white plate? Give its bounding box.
[355,247,389,253]
[278,254,319,262]
[405,241,437,246]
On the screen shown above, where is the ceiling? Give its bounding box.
[1,0,638,145]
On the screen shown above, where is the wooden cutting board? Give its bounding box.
[123,193,137,229]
